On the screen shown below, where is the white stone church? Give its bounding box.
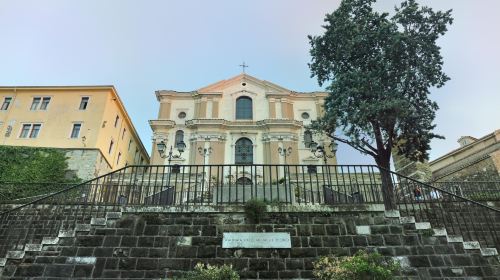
[149,74,337,166]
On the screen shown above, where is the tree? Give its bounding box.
[308,0,452,209]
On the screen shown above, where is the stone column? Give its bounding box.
[158,102,171,119]
[212,99,219,118]
[269,99,276,119]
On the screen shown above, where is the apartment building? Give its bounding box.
[0,86,149,180]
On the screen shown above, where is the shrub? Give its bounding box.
[184,263,239,280]
[419,228,434,237]
[313,250,400,280]
[244,198,267,223]
[469,192,500,201]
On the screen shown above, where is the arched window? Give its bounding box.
[175,130,184,148]
[304,130,313,148]
[236,177,252,186]
[235,137,253,164]
[236,96,252,120]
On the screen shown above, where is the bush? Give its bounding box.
[184,263,239,280]
[244,199,267,223]
[468,192,500,201]
[0,146,81,201]
[313,250,400,280]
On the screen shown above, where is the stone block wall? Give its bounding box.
[1,207,499,279]
[64,149,112,181]
[432,156,500,182]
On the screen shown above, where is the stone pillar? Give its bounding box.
[212,100,219,118]
[198,99,207,118]
[269,99,276,119]
[210,141,225,165]
[282,101,294,119]
[276,101,282,118]
[158,102,171,119]
[316,100,324,118]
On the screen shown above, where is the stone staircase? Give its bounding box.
[0,206,499,279]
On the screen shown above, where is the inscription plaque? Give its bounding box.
[222,232,291,248]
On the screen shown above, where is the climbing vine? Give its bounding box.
[0,146,81,201]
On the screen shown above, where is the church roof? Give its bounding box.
[155,73,327,100]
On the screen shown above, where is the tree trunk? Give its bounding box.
[376,156,397,210]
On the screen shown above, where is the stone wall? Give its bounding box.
[432,155,500,182]
[64,149,112,181]
[1,206,499,279]
[392,152,432,182]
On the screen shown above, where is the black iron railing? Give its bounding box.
[0,164,498,257]
[0,164,382,256]
[0,182,75,203]
[432,181,500,202]
[387,169,500,251]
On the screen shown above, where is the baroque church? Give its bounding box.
[149,74,337,166]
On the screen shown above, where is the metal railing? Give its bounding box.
[0,182,75,203]
[388,169,500,251]
[0,164,498,257]
[432,181,500,202]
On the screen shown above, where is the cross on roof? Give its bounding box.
[239,62,249,73]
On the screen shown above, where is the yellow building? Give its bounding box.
[0,86,149,180]
[430,130,500,181]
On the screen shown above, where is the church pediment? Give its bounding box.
[197,73,291,94]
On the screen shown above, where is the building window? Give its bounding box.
[19,124,31,138]
[178,111,186,119]
[236,96,252,120]
[70,123,82,138]
[301,112,310,119]
[135,148,139,162]
[40,97,51,110]
[79,97,89,110]
[175,130,184,148]
[108,139,114,154]
[128,139,133,151]
[30,97,41,110]
[114,115,120,127]
[1,97,12,110]
[117,152,121,165]
[122,128,126,139]
[235,137,253,164]
[304,130,313,148]
[19,123,41,138]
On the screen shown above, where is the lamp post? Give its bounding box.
[309,141,338,165]
[277,146,292,164]
[157,140,186,165]
[198,146,213,161]
[309,141,338,188]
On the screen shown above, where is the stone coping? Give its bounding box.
[121,203,386,213]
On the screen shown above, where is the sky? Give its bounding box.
[0,0,498,165]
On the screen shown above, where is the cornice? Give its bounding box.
[184,118,303,129]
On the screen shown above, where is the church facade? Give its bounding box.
[149,74,336,166]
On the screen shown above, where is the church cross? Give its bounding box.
[239,62,249,73]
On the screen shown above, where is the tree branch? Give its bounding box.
[360,138,378,153]
[332,136,378,158]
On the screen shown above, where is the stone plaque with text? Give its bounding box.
[222,232,291,249]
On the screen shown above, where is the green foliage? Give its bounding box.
[0,145,77,182]
[184,263,239,280]
[271,178,286,185]
[313,250,400,280]
[419,228,434,237]
[308,0,453,166]
[0,145,80,201]
[469,192,500,201]
[244,199,267,223]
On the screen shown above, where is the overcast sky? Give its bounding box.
[0,0,498,165]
